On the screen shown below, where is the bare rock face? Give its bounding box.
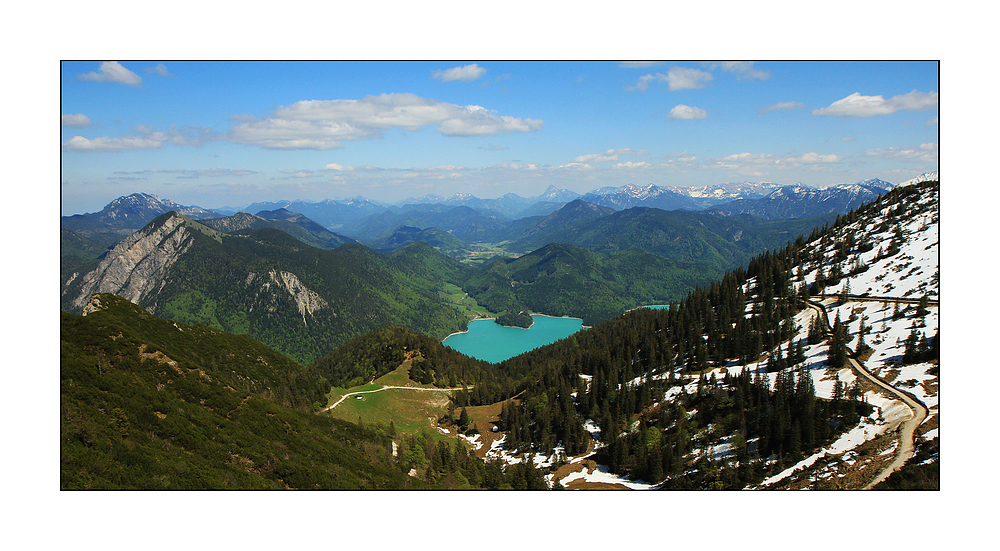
[69,214,194,312]
[245,269,330,324]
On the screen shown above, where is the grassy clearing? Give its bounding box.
[322,359,490,453]
[325,383,384,407]
[327,386,454,436]
[437,282,494,318]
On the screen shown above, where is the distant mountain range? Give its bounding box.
[61,176,908,284]
[63,176,920,237]
[62,192,223,233]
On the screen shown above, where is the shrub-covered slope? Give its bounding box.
[61,294,422,489]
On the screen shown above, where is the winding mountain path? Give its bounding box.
[803,296,930,489]
[319,385,470,414]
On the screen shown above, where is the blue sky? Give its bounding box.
[61,60,938,215]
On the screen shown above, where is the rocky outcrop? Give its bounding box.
[69,214,194,312]
[245,269,330,324]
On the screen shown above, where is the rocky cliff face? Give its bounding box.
[245,269,331,324]
[68,213,194,313]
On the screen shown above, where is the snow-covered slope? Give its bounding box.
[485,179,939,490]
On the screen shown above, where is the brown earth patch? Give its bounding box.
[918,413,939,438]
[556,459,632,490]
[564,480,630,490]
[765,431,899,490]
[464,402,505,459]
[920,377,938,398]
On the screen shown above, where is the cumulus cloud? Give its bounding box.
[112,168,258,178]
[228,118,371,150]
[573,148,650,163]
[277,169,317,179]
[62,113,92,126]
[667,104,708,120]
[629,67,713,91]
[78,61,142,86]
[714,151,842,169]
[432,63,487,82]
[62,135,161,151]
[759,101,805,114]
[486,162,540,171]
[862,143,938,162]
[708,61,771,81]
[134,125,223,147]
[614,161,652,169]
[228,93,542,149]
[63,125,221,151]
[813,90,938,117]
[145,63,173,77]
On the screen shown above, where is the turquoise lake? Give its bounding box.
[443,315,585,364]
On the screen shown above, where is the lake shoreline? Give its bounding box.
[442,314,586,364]
[442,312,587,341]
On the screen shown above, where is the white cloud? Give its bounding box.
[278,169,317,178]
[557,162,596,170]
[793,152,842,164]
[573,148,649,163]
[862,144,938,162]
[62,135,161,151]
[63,125,220,151]
[62,113,92,126]
[629,67,713,91]
[229,93,542,149]
[228,118,370,150]
[665,67,713,90]
[78,61,142,86]
[323,163,347,171]
[667,104,708,120]
[145,63,173,77]
[759,101,805,114]
[715,151,842,169]
[486,162,540,171]
[134,125,222,147]
[112,168,258,178]
[574,152,617,163]
[614,161,652,169]
[813,90,938,117]
[432,63,487,82]
[708,61,771,81]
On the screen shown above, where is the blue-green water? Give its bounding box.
[443,315,585,364]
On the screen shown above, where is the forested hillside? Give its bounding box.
[60,295,551,490]
[471,180,939,489]
[62,213,472,364]
[61,294,415,489]
[465,243,723,325]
